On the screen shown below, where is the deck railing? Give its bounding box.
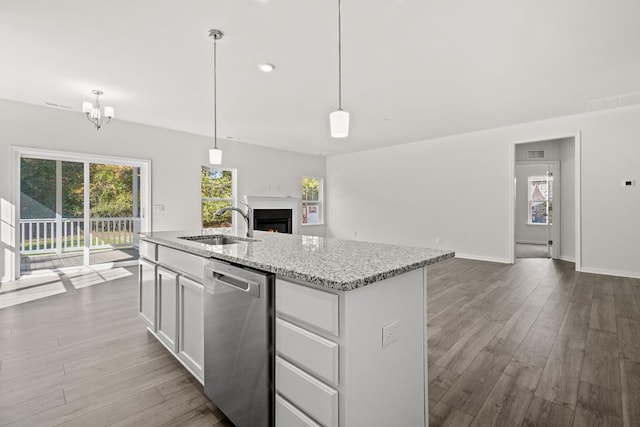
[19,217,140,254]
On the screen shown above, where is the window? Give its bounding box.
[528,175,552,225]
[201,167,235,231]
[302,176,323,225]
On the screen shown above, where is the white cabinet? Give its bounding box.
[276,394,321,427]
[157,267,179,352]
[275,280,340,427]
[178,275,204,380]
[139,241,206,384]
[276,357,338,427]
[139,258,157,331]
[275,268,429,427]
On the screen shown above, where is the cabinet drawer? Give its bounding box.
[276,318,339,386]
[276,279,339,336]
[157,245,205,282]
[276,357,338,427]
[276,394,321,427]
[139,240,157,261]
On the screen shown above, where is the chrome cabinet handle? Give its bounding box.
[214,274,260,298]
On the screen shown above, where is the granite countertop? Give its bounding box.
[140,230,455,291]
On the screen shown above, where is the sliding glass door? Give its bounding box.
[17,149,149,275]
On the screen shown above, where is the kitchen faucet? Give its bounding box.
[215,202,254,238]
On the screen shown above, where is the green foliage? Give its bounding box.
[20,158,137,220]
[62,162,84,218]
[201,167,233,228]
[20,158,56,219]
[302,177,320,201]
[90,164,134,218]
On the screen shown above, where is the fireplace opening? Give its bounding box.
[253,209,293,234]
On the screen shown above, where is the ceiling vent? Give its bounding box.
[527,150,545,159]
[588,92,640,112]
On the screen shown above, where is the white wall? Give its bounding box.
[326,105,640,278]
[0,99,325,281]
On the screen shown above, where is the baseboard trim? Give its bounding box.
[454,253,513,264]
[559,256,575,263]
[579,266,640,279]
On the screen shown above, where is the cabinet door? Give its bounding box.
[139,259,157,331]
[178,275,204,382]
[157,267,179,352]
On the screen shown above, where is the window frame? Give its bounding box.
[301,176,324,226]
[527,175,550,226]
[201,166,237,233]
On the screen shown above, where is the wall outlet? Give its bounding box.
[435,236,441,244]
[382,320,400,348]
[153,204,165,212]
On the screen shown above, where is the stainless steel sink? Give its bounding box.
[178,235,257,245]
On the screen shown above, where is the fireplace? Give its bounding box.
[253,208,293,234]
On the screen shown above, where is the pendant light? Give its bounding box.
[209,29,223,165]
[330,0,349,138]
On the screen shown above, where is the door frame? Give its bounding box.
[508,132,582,270]
[11,146,152,280]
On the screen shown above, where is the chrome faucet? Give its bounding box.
[215,201,254,238]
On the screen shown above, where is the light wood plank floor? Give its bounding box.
[0,266,232,426]
[1,258,639,426]
[20,248,139,274]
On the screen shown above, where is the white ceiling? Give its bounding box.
[1,0,639,156]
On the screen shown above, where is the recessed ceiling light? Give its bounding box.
[258,63,275,73]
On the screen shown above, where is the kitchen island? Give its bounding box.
[138,230,454,427]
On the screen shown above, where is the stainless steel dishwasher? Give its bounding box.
[203,259,275,427]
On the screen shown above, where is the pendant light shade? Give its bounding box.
[209,29,224,165]
[330,0,349,138]
[209,147,223,164]
[330,109,350,138]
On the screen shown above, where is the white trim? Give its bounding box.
[10,146,152,281]
[516,240,547,245]
[559,255,575,263]
[575,133,582,271]
[454,253,512,264]
[509,132,581,271]
[580,266,640,280]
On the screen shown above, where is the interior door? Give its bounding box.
[545,163,559,259]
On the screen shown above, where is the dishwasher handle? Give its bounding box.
[213,273,261,299]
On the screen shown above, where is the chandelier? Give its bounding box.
[82,90,114,130]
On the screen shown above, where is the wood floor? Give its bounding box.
[427,258,640,427]
[0,258,639,426]
[0,266,232,426]
[20,248,139,273]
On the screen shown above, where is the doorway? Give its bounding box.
[509,135,581,268]
[515,161,559,259]
[14,147,151,276]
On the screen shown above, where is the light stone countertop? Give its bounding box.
[140,230,455,291]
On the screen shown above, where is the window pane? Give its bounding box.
[302,177,319,201]
[530,201,547,224]
[202,200,233,229]
[202,167,233,199]
[302,203,321,225]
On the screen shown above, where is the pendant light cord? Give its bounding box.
[338,0,342,110]
[213,36,218,150]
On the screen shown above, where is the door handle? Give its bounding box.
[214,274,260,298]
